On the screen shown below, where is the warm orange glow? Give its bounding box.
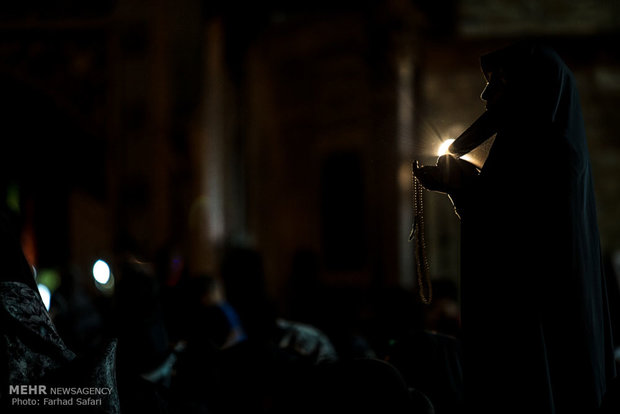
[437,139,455,156]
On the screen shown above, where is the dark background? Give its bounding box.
[1,0,619,333]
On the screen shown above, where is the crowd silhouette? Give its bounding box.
[2,204,619,413]
[0,207,465,413]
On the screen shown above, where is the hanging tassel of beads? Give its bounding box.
[409,161,432,304]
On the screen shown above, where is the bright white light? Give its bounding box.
[437,139,455,156]
[93,259,111,284]
[38,284,51,311]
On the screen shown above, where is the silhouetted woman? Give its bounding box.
[415,42,616,413]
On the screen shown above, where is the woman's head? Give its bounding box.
[479,42,575,125]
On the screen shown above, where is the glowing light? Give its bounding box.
[38,283,51,311]
[437,139,456,156]
[93,260,111,284]
[36,269,61,292]
[6,183,20,213]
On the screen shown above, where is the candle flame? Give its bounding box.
[437,139,455,156]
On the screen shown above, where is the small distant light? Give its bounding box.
[437,139,456,156]
[38,283,51,311]
[93,259,111,284]
[6,182,20,213]
[36,268,61,292]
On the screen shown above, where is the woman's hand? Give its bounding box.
[413,155,479,194]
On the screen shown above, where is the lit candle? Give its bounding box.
[437,139,455,156]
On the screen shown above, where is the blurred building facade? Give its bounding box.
[1,0,619,310]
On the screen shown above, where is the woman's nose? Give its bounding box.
[480,82,490,102]
[480,80,503,104]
